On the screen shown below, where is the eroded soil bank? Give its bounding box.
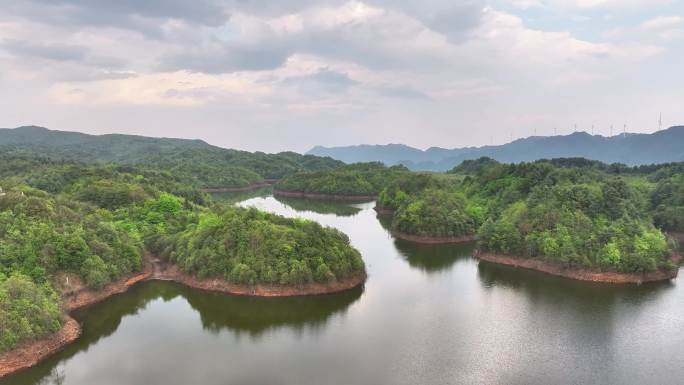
[0,263,155,378]
[273,189,377,202]
[0,257,366,378]
[154,261,366,297]
[477,252,682,284]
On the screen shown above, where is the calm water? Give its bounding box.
[5,196,684,385]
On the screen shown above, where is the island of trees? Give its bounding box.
[0,156,366,372]
[375,157,682,281]
[273,162,408,200]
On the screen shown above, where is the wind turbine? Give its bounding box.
[659,113,663,131]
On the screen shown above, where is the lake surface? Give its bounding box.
[5,196,684,385]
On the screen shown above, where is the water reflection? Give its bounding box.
[273,196,362,217]
[394,239,476,273]
[208,187,272,204]
[181,282,363,337]
[1,281,362,385]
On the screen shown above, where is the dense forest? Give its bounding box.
[0,126,344,188]
[378,158,682,273]
[274,162,409,196]
[163,207,364,285]
[0,158,364,353]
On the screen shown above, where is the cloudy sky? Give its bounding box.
[0,0,682,152]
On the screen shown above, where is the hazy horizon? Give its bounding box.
[1,1,682,152]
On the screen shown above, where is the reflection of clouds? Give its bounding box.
[38,367,65,385]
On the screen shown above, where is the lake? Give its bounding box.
[4,196,684,385]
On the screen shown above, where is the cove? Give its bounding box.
[4,195,684,385]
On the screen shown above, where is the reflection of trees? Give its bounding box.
[208,187,272,204]
[180,283,363,338]
[477,261,674,341]
[274,196,362,217]
[0,282,175,385]
[393,239,476,273]
[475,261,676,379]
[476,260,674,303]
[376,208,476,274]
[2,281,363,384]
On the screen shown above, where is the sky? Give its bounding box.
[0,0,682,153]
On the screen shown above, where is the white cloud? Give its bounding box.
[48,71,271,106]
[640,16,683,31]
[0,0,681,151]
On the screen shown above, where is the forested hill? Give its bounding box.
[0,126,344,187]
[308,126,684,171]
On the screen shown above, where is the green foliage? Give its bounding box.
[0,155,365,352]
[652,174,684,232]
[448,157,500,175]
[377,172,459,210]
[384,159,677,273]
[0,274,62,352]
[165,207,364,286]
[0,126,345,188]
[392,189,481,237]
[275,162,408,196]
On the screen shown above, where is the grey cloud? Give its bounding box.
[29,0,229,26]
[374,85,432,100]
[427,1,485,42]
[8,0,229,40]
[160,44,290,73]
[5,0,488,75]
[281,68,358,92]
[0,39,88,62]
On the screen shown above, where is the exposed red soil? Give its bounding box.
[373,206,395,216]
[200,180,275,193]
[0,316,80,378]
[62,264,154,312]
[273,189,377,202]
[0,257,366,378]
[0,263,155,378]
[392,232,478,244]
[477,252,682,284]
[153,261,366,297]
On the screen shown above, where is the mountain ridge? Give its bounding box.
[308,126,684,170]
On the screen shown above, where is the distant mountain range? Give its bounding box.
[0,126,344,182]
[307,126,684,170]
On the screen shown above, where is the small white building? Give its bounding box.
[0,187,5,197]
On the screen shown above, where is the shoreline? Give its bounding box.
[0,316,80,378]
[477,252,682,284]
[0,258,366,378]
[392,232,478,244]
[200,181,275,193]
[373,206,395,216]
[0,263,155,379]
[273,189,377,202]
[153,261,366,297]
